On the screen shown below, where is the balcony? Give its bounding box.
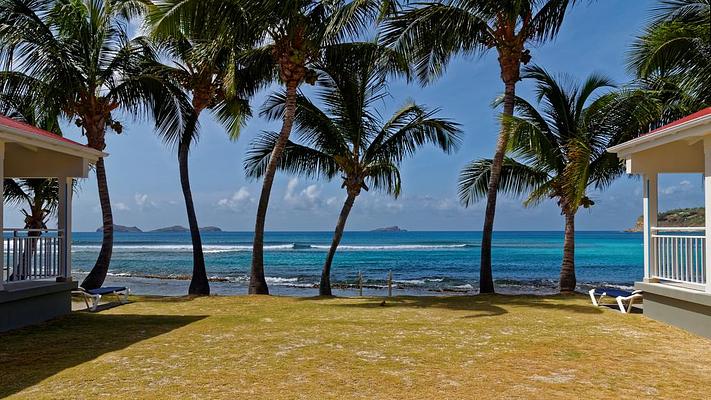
[650,227,706,291]
[2,228,67,284]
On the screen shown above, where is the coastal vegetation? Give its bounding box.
[0,0,708,295]
[457,66,641,292]
[148,0,392,294]
[146,22,257,295]
[383,0,583,294]
[245,42,461,295]
[0,0,187,289]
[628,207,705,232]
[629,0,710,117]
[2,295,711,399]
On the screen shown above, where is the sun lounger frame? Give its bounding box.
[72,286,130,311]
[589,288,642,313]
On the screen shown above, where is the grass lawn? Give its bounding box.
[1,294,710,399]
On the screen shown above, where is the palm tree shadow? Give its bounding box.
[300,294,603,317]
[0,313,206,398]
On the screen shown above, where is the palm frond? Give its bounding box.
[458,157,550,207]
[244,131,339,180]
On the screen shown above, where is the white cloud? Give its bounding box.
[217,187,255,211]
[283,178,324,210]
[114,202,130,211]
[661,180,693,195]
[134,193,157,210]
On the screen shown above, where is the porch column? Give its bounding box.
[0,142,4,290]
[705,139,711,292]
[643,173,658,281]
[57,177,72,280]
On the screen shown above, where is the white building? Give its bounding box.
[609,107,711,338]
[0,116,104,331]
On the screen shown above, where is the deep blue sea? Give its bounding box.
[71,231,643,296]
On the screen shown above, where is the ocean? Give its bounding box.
[71,230,644,296]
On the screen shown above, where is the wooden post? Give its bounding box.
[57,177,73,280]
[358,271,363,296]
[643,173,658,282]
[387,270,392,297]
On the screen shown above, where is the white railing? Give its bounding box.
[651,227,706,290]
[2,229,65,284]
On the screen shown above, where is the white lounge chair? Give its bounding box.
[589,287,642,313]
[72,286,130,311]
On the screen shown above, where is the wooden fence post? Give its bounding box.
[387,271,392,297]
[358,271,363,296]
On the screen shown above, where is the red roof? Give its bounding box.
[645,107,711,136]
[0,114,89,148]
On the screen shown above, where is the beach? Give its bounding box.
[71,230,643,295]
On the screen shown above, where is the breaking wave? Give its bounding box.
[72,243,472,253]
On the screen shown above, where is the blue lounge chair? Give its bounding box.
[589,287,642,313]
[72,286,130,311]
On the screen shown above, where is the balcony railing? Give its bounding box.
[651,227,706,290]
[2,228,65,284]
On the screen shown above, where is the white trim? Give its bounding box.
[651,227,705,232]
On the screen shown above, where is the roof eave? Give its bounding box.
[0,125,107,161]
[608,114,711,156]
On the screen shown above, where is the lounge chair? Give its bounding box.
[588,287,642,313]
[72,286,130,311]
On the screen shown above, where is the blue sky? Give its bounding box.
[6,0,704,232]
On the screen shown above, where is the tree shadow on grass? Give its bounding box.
[0,313,206,398]
[300,294,603,317]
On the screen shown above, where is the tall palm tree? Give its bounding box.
[0,0,187,289]
[458,66,638,293]
[147,33,257,295]
[150,0,389,294]
[629,0,710,108]
[245,42,461,295]
[383,0,580,293]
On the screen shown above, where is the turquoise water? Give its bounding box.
[71,231,643,295]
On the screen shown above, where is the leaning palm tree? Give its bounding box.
[246,42,461,296]
[0,0,187,289]
[383,0,580,293]
[150,0,390,294]
[458,66,638,293]
[146,33,257,295]
[629,0,710,107]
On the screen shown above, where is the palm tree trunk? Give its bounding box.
[559,211,577,293]
[81,157,113,290]
[180,113,209,295]
[479,75,517,294]
[249,79,300,295]
[320,192,357,296]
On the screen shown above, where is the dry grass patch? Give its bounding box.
[1,294,709,399]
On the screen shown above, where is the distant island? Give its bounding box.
[96,225,222,233]
[150,225,222,233]
[97,224,142,233]
[627,207,704,232]
[371,226,407,232]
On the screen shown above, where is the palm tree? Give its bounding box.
[245,42,461,295]
[629,0,710,108]
[0,0,187,289]
[146,33,256,295]
[457,66,638,293]
[150,0,389,294]
[382,0,580,293]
